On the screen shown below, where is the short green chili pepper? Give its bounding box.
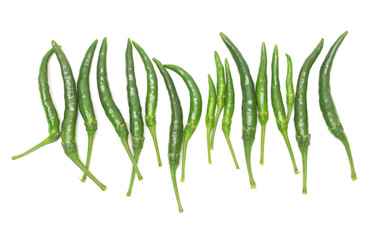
[206,74,216,164]
[319,31,357,181]
[295,38,324,194]
[285,53,294,124]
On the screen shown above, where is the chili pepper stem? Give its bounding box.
[210,107,223,149]
[126,150,140,197]
[286,100,293,125]
[170,165,184,213]
[81,131,96,183]
[12,133,59,160]
[281,131,299,174]
[301,150,308,194]
[223,132,239,169]
[120,138,143,181]
[339,134,357,181]
[207,127,213,164]
[149,126,162,167]
[259,124,266,166]
[244,139,256,189]
[181,134,192,182]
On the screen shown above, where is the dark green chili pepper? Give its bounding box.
[96,37,142,181]
[206,74,216,164]
[153,58,184,213]
[209,51,225,150]
[164,64,202,182]
[319,31,357,181]
[52,41,106,191]
[132,40,162,167]
[221,59,239,169]
[220,32,257,189]
[294,38,324,194]
[256,42,269,166]
[285,53,294,124]
[77,39,98,183]
[12,49,60,160]
[271,45,299,174]
[125,39,145,196]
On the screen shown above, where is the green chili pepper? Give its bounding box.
[271,45,299,174]
[132,40,162,167]
[206,74,216,164]
[319,31,357,181]
[52,41,106,191]
[77,39,98,183]
[285,54,294,124]
[96,37,142,181]
[220,32,257,189]
[209,51,225,150]
[295,38,324,194]
[125,39,145,196]
[256,42,269,166]
[153,58,184,213]
[12,49,60,160]
[164,64,202,182]
[222,59,239,169]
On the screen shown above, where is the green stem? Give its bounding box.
[120,138,143,181]
[210,107,223,149]
[207,127,212,164]
[170,165,183,213]
[259,124,266,166]
[340,134,357,181]
[281,131,299,174]
[286,102,293,125]
[68,151,106,191]
[149,126,162,167]
[244,139,256,189]
[12,135,57,160]
[301,149,308,194]
[81,131,95,183]
[126,150,140,197]
[181,135,191,182]
[224,132,239,169]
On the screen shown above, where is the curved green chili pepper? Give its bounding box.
[12,49,60,160]
[164,64,202,182]
[96,37,142,181]
[206,74,216,164]
[77,39,98,183]
[285,53,294,124]
[126,39,145,196]
[294,38,324,194]
[52,41,106,191]
[319,31,357,181]
[220,32,257,189]
[271,45,299,174]
[256,42,268,166]
[132,40,162,167]
[222,59,239,169]
[153,58,184,213]
[209,51,225,150]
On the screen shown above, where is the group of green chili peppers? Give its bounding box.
[11,31,356,213]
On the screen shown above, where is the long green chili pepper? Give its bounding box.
[209,51,225,150]
[52,41,106,191]
[164,64,202,182]
[285,54,294,124]
[220,32,257,189]
[206,74,216,164]
[319,31,357,181]
[294,38,324,194]
[256,42,269,166]
[132,40,162,167]
[12,49,60,160]
[78,39,98,183]
[96,37,142,181]
[221,59,239,169]
[125,39,145,196]
[153,58,184,213]
[271,45,299,174]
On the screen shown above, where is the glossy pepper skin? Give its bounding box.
[96,38,142,181]
[294,38,324,194]
[206,74,216,164]
[52,41,106,191]
[256,42,269,166]
[271,45,299,174]
[126,39,145,196]
[319,31,357,181]
[222,59,239,169]
[164,64,202,182]
[285,54,294,124]
[153,58,184,213]
[77,39,98,183]
[12,49,60,160]
[220,32,257,189]
[209,51,225,150]
[132,40,162,167]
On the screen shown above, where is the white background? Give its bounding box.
[0,0,373,239]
